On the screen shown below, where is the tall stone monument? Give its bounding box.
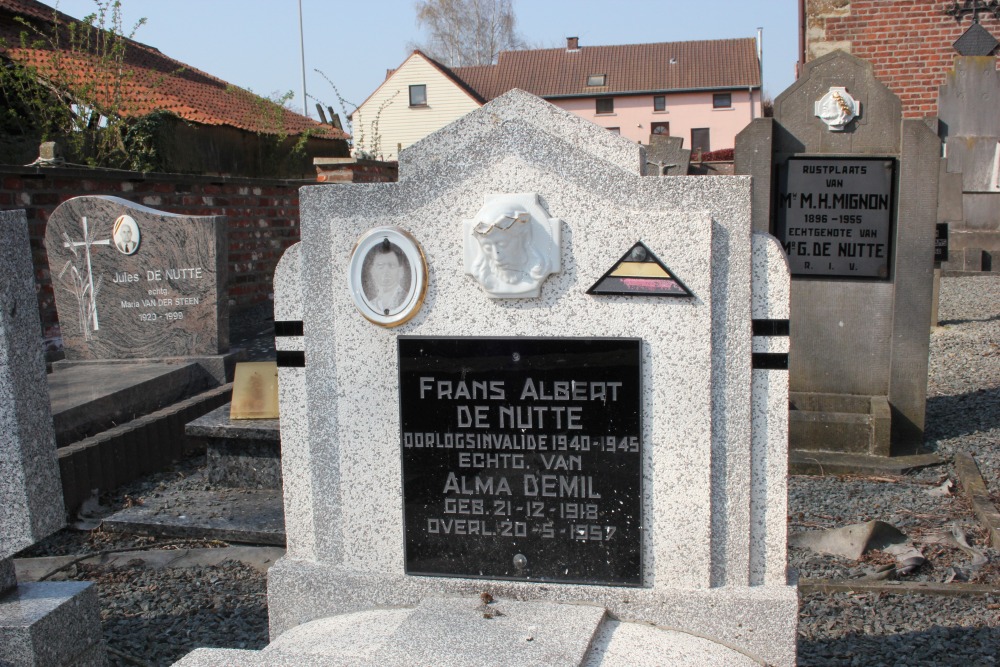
[736,50,942,472]
[0,209,107,666]
[177,90,795,666]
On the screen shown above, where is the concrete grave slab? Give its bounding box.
[102,488,284,545]
[49,361,214,447]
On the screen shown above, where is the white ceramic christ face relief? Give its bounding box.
[463,193,561,298]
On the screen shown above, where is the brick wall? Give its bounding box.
[804,0,1000,118]
[0,165,305,345]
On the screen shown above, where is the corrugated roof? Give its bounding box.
[0,0,346,139]
[449,38,761,100]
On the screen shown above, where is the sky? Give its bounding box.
[49,0,800,122]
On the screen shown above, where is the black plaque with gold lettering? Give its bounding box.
[399,337,642,586]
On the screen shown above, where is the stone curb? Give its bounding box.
[13,545,286,582]
[789,450,945,476]
[798,577,997,597]
[57,383,233,512]
[954,451,1000,551]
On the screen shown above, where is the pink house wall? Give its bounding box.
[552,90,758,151]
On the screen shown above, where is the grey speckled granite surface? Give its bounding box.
[182,90,795,666]
[186,403,280,440]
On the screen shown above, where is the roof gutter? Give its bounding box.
[543,84,761,101]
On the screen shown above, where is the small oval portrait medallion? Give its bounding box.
[112,214,140,255]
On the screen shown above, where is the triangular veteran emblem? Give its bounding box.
[587,241,693,297]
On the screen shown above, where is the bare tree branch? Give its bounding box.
[412,0,528,67]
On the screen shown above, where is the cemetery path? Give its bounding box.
[9,278,1000,665]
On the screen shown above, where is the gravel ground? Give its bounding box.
[13,276,1000,666]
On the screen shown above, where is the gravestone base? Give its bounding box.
[788,392,944,474]
[790,392,891,455]
[259,562,797,667]
[0,580,107,667]
[176,588,794,666]
[941,245,997,275]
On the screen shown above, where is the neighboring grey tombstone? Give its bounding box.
[736,50,941,468]
[0,209,107,666]
[44,196,229,367]
[0,209,63,565]
[644,134,690,176]
[937,56,1000,273]
[176,89,796,666]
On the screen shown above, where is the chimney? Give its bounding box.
[567,36,579,51]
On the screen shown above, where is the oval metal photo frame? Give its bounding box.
[348,226,428,328]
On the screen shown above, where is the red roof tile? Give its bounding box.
[0,0,346,139]
[446,38,761,101]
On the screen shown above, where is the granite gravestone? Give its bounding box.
[44,196,230,378]
[177,90,796,666]
[0,210,108,666]
[736,50,941,470]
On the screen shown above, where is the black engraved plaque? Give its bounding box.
[399,337,642,586]
[776,157,895,279]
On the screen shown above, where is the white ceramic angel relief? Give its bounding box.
[814,86,861,131]
[463,193,561,298]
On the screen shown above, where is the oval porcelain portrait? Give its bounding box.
[112,214,140,255]
[348,226,428,327]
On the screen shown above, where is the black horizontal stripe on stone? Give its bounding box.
[752,353,788,370]
[752,319,790,336]
[274,320,304,337]
[276,351,305,368]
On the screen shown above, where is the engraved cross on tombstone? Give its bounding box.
[59,216,111,337]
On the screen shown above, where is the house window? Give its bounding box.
[713,93,732,109]
[596,97,614,114]
[653,95,666,112]
[651,122,670,136]
[607,127,620,135]
[691,128,711,153]
[587,74,607,86]
[409,84,427,106]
